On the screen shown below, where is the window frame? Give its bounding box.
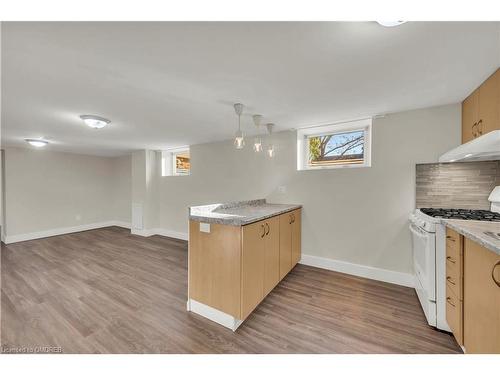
[297,118,372,171]
[161,147,191,177]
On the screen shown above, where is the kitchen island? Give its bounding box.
[187,199,302,330]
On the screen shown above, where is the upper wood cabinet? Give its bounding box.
[462,68,500,144]
[462,90,478,143]
[478,69,500,136]
[463,238,500,354]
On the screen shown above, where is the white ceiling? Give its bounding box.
[2,22,499,156]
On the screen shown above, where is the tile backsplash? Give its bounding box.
[416,161,500,210]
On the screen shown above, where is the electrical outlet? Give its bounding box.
[278,185,287,194]
[75,214,81,221]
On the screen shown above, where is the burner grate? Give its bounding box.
[420,208,500,222]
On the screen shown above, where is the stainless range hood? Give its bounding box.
[439,130,500,163]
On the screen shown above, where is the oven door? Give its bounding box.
[409,222,436,302]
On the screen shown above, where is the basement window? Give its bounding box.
[297,118,372,170]
[161,147,190,176]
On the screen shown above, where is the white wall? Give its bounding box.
[2,104,461,276]
[157,104,461,274]
[111,154,132,224]
[3,147,131,239]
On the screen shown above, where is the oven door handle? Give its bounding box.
[409,223,429,240]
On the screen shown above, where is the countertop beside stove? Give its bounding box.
[443,219,500,255]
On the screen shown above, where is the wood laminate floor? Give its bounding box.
[1,227,461,354]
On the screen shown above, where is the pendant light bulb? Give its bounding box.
[252,114,263,153]
[267,144,275,158]
[234,129,245,149]
[253,137,262,152]
[233,103,245,150]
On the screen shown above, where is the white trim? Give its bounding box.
[4,221,186,245]
[130,227,188,241]
[187,299,243,331]
[297,118,372,171]
[153,228,189,241]
[4,220,131,244]
[113,221,131,229]
[299,254,415,288]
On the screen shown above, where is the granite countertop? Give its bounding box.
[443,219,500,255]
[189,199,302,226]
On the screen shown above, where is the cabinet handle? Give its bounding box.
[492,261,500,288]
[446,297,456,308]
[472,122,478,138]
[265,223,270,236]
[289,214,293,224]
[261,224,265,238]
[446,235,455,242]
[477,119,483,135]
[446,256,456,264]
[446,276,456,285]
[291,213,295,223]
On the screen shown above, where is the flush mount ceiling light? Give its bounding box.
[376,21,407,27]
[25,138,49,148]
[79,115,111,129]
[252,114,263,153]
[233,103,245,149]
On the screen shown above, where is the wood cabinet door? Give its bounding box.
[279,212,293,280]
[241,220,265,320]
[291,209,302,267]
[263,216,280,296]
[478,69,500,136]
[464,238,500,353]
[462,90,478,143]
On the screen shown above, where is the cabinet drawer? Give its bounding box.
[446,285,463,346]
[446,228,461,251]
[446,263,462,300]
[446,244,462,275]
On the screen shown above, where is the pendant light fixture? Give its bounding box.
[252,114,263,153]
[266,123,275,158]
[233,103,245,149]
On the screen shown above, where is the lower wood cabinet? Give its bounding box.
[445,227,500,353]
[463,238,500,354]
[445,228,463,346]
[279,209,302,280]
[189,209,302,326]
[241,215,280,319]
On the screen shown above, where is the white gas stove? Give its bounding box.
[409,186,500,331]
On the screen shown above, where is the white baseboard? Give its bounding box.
[112,221,131,229]
[131,227,188,241]
[187,299,243,331]
[299,254,415,288]
[4,220,131,244]
[153,228,188,241]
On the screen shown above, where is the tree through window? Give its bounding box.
[308,129,365,166]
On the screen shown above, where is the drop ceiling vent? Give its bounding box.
[439,130,500,163]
